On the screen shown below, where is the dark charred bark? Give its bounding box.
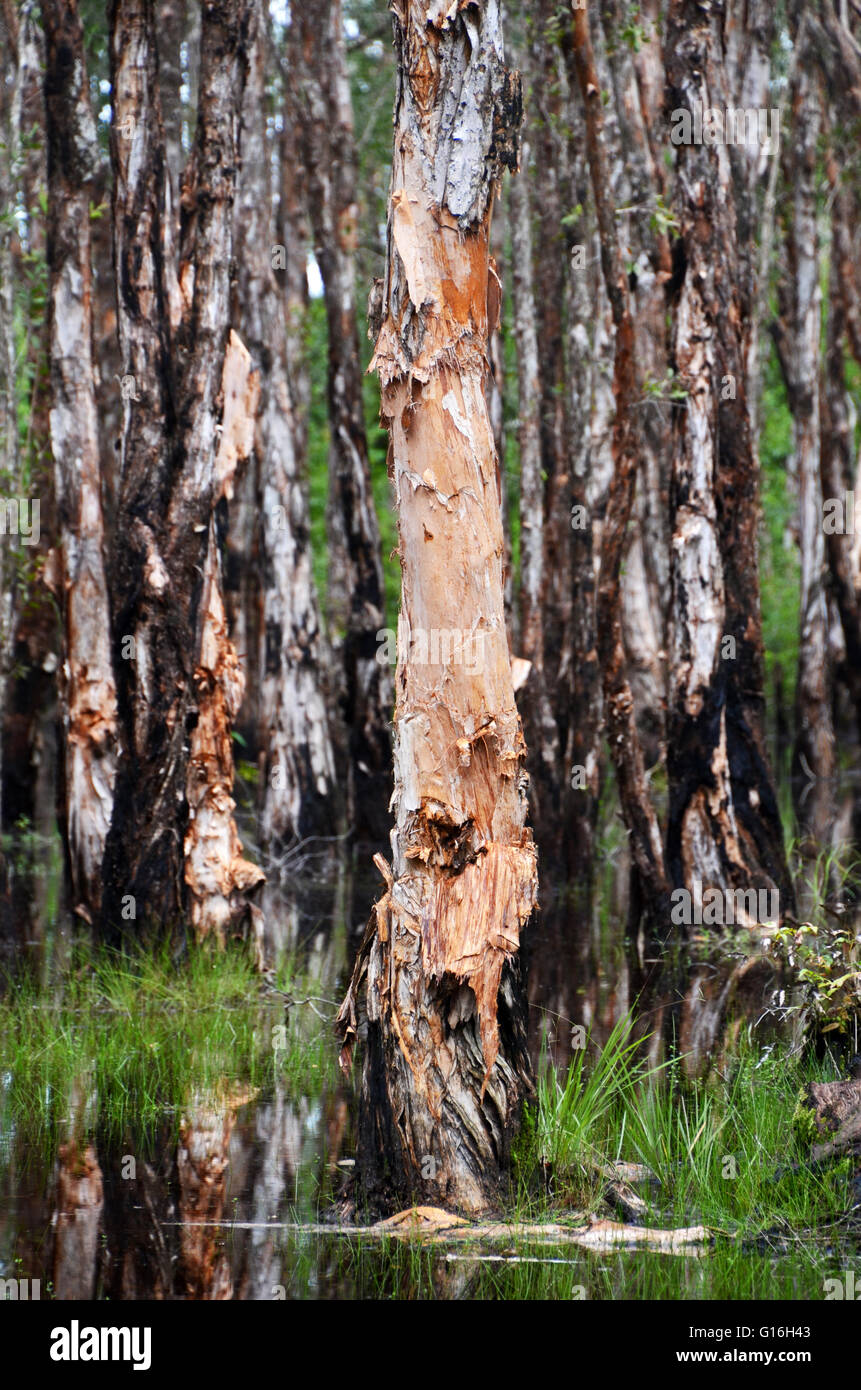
[102,0,259,940]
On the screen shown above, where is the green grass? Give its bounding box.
[0,939,340,1157]
[269,1217,856,1300]
[523,1015,857,1240]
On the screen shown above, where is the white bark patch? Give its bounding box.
[392,190,433,311]
[53,266,86,358]
[214,330,260,503]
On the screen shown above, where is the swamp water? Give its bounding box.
[1,844,860,1301]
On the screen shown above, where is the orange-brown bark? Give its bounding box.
[338,0,534,1216]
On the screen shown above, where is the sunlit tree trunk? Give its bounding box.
[43,0,118,920]
[338,0,536,1215]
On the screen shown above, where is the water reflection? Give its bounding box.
[0,846,857,1299]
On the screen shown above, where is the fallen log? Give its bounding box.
[160,1209,712,1255]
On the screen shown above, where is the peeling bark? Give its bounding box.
[43,0,118,919]
[184,333,265,948]
[338,0,535,1216]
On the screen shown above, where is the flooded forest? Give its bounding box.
[1,0,861,1314]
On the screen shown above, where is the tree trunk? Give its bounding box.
[523,3,572,864]
[337,0,535,1216]
[102,0,260,941]
[0,4,58,895]
[781,67,834,843]
[822,148,861,745]
[664,0,792,918]
[277,22,311,479]
[236,0,338,851]
[597,0,673,769]
[43,0,118,921]
[571,2,670,923]
[297,0,393,844]
[0,0,22,854]
[508,146,559,843]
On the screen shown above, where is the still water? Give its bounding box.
[1,845,859,1300]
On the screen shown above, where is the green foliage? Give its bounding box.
[771,844,861,1040]
[535,1014,666,1201]
[623,1046,851,1232]
[0,941,339,1155]
[535,1023,854,1235]
[758,347,799,716]
[648,192,679,239]
[641,367,688,403]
